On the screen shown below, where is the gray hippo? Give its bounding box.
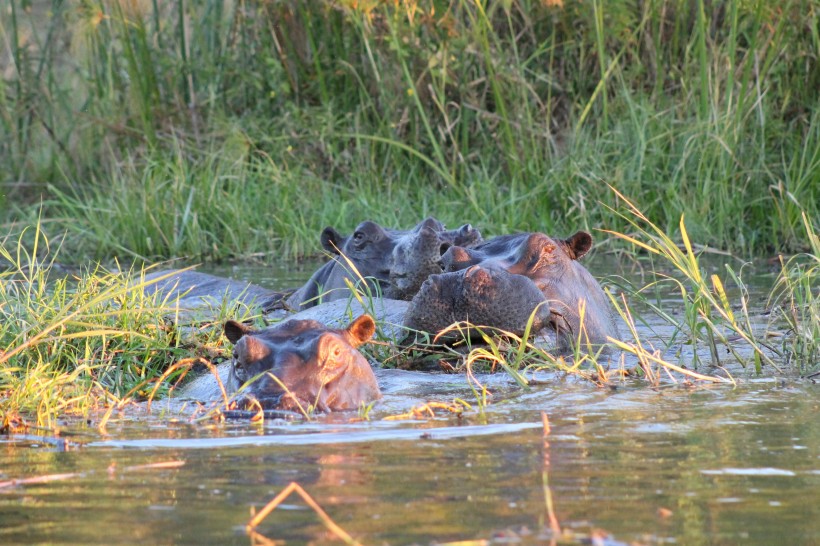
[289,217,481,307]
[142,270,285,313]
[388,219,481,300]
[144,217,481,316]
[182,314,380,412]
[403,265,555,342]
[442,231,619,352]
[179,265,555,408]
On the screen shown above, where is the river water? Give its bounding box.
[1,262,818,545]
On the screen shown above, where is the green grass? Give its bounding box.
[0,222,231,428]
[1,0,819,426]
[1,0,817,260]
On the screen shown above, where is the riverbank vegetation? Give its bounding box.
[2,207,817,427]
[2,0,818,260]
[1,1,819,426]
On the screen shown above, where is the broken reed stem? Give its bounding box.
[246,481,361,546]
[541,412,562,535]
[383,400,467,421]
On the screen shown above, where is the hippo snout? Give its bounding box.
[442,246,475,272]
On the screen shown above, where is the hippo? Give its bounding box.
[182,314,381,412]
[178,266,558,408]
[442,231,619,352]
[141,270,285,313]
[287,217,481,308]
[254,264,555,343]
[403,265,555,342]
[388,219,482,300]
[144,218,481,319]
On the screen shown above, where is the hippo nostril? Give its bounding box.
[548,310,568,333]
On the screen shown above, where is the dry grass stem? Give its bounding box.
[246,481,361,546]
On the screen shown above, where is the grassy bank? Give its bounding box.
[1,0,818,261]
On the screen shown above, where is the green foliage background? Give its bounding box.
[2,0,818,261]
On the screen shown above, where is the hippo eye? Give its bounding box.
[353,231,365,241]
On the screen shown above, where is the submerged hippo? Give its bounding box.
[182,315,381,412]
[179,267,556,407]
[442,231,619,351]
[403,265,555,341]
[262,263,556,344]
[144,217,481,316]
[388,219,481,300]
[288,217,481,308]
[142,270,285,313]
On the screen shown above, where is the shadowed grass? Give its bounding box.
[1,0,817,260]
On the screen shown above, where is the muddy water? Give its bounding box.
[2,263,818,545]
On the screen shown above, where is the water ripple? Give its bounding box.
[91,421,542,449]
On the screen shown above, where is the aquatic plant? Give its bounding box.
[0,223,231,427]
[604,187,819,375]
[767,213,820,374]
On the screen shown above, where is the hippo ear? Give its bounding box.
[563,231,593,260]
[344,314,376,347]
[224,320,253,344]
[321,227,345,254]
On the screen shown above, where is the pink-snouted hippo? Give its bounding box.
[442,231,619,352]
[225,314,381,412]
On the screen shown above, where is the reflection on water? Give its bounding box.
[2,381,818,545]
[2,263,818,545]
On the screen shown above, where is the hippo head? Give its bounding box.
[388,218,482,300]
[442,231,618,351]
[225,315,381,412]
[288,218,480,309]
[318,220,398,296]
[403,265,554,342]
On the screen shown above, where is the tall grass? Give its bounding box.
[604,187,819,375]
[0,0,817,260]
[0,222,230,428]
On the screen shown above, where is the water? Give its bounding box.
[2,262,818,545]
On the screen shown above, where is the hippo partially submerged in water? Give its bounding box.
[153,224,618,410]
[182,314,381,412]
[287,217,481,308]
[144,217,481,315]
[403,265,555,341]
[179,266,554,410]
[442,231,619,351]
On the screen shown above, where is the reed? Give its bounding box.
[0,221,229,426]
[1,0,817,259]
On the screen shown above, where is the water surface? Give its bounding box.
[2,262,817,545]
